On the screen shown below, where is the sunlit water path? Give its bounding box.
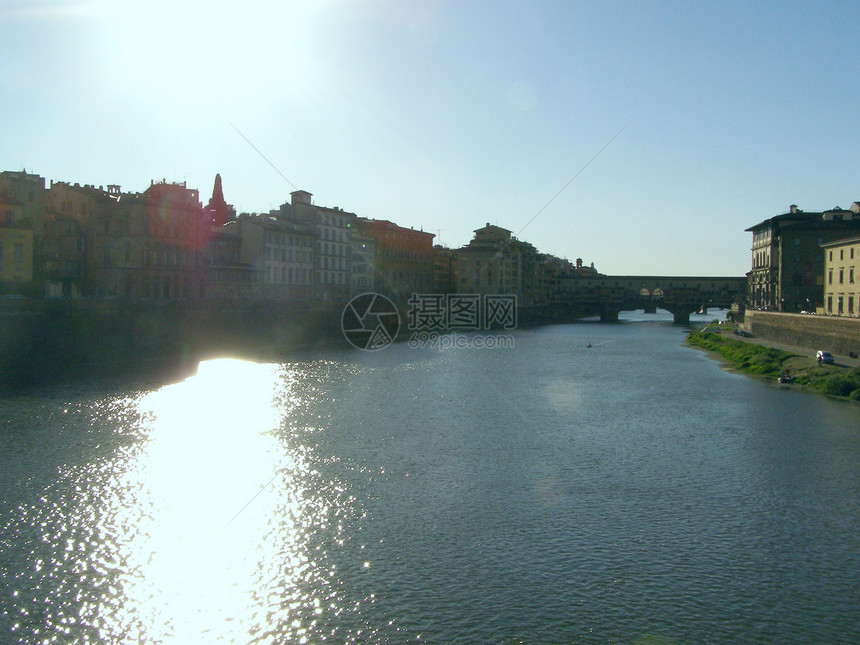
[2,312,859,644]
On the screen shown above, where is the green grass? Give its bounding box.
[687,331,860,401]
[687,331,794,378]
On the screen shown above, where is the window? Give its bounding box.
[828,270,832,284]
[827,295,832,312]
[839,269,844,284]
[851,268,855,284]
[795,238,800,246]
[13,244,23,263]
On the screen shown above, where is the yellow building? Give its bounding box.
[0,171,46,235]
[1,172,41,290]
[822,236,860,317]
[0,227,34,284]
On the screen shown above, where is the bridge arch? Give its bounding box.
[554,275,747,324]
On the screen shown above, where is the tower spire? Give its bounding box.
[206,173,233,228]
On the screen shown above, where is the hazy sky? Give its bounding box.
[2,0,858,275]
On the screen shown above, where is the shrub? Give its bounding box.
[816,374,860,398]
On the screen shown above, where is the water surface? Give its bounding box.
[1,311,858,643]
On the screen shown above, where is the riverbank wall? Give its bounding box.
[0,298,601,391]
[743,310,860,357]
[0,299,345,391]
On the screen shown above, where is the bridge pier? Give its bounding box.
[671,309,693,325]
[643,303,657,314]
[599,306,619,322]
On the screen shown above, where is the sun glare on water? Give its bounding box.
[85,358,315,643]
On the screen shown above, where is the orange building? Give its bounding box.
[359,218,435,299]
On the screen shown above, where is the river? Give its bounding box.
[1,310,858,644]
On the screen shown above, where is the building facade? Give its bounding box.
[0,227,34,286]
[821,236,860,317]
[204,228,261,300]
[359,218,435,299]
[230,213,314,300]
[0,171,46,236]
[350,224,377,294]
[746,204,860,312]
[45,179,211,299]
[433,245,458,294]
[42,211,86,297]
[288,191,356,302]
[456,224,522,296]
[0,171,44,290]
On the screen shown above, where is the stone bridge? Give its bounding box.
[554,275,747,324]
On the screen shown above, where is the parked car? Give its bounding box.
[816,350,834,365]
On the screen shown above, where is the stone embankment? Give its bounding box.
[742,310,860,358]
[0,298,344,391]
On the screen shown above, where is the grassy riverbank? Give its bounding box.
[687,329,860,401]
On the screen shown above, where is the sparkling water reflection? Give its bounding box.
[1,313,859,644]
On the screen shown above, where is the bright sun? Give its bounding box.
[105,0,320,109]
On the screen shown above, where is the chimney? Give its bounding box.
[790,204,797,214]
